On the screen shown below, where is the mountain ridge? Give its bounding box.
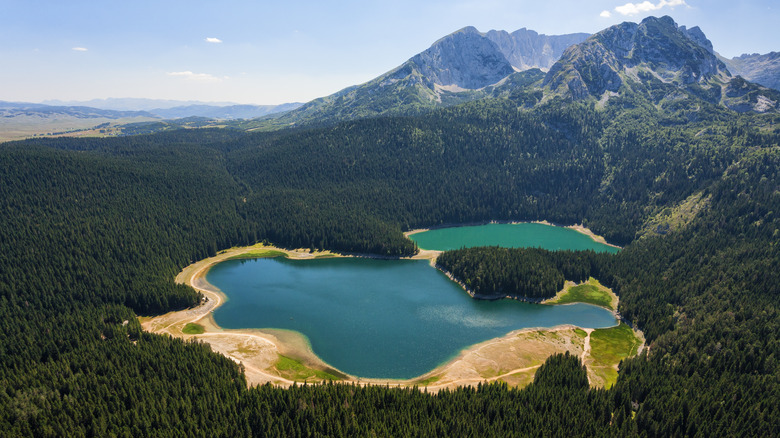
[254,16,778,130]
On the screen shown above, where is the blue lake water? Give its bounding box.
[209,256,617,379]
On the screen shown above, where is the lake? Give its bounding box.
[409,222,619,253]
[209,256,617,379]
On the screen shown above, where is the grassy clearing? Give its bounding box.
[228,249,287,260]
[414,375,441,386]
[588,323,642,387]
[590,323,642,364]
[550,278,616,310]
[275,355,338,381]
[590,366,619,388]
[182,323,205,335]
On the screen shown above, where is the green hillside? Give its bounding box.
[0,94,777,435]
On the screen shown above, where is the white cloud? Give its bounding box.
[613,0,686,16]
[205,37,223,43]
[72,47,88,52]
[167,71,222,82]
[600,10,612,18]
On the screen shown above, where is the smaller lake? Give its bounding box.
[409,223,619,253]
[210,257,617,379]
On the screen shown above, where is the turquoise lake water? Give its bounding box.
[209,256,617,379]
[409,222,619,253]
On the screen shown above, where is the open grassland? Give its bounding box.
[546,278,617,310]
[587,323,643,388]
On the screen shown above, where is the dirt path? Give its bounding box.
[580,328,595,385]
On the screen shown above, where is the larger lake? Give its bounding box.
[409,222,620,253]
[209,256,617,379]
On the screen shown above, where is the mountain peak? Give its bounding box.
[405,26,514,90]
[544,15,729,101]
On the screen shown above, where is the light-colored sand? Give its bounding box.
[141,240,641,391]
[566,224,622,250]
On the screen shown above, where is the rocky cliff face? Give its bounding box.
[485,28,589,71]
[400,26,515,90]
[544,16,729,99]
[721,52,780,91]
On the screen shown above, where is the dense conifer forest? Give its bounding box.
[1,98,778,436]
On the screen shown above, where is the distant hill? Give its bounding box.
[39,98,303,119]
[720,52,780,91]
[41,98,239,111]
[0,100,302,141]
[148,103,302,119]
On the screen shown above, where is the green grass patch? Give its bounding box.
[590,323,641,365]
[228,249,287,260]
[574,328,588,338]
[554,283,614,310]
[182,323,205,335]
[591,366,620,389]
[275,355,338,381]
[414,375,441,386]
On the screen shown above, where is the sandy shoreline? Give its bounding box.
[142,224,633,390]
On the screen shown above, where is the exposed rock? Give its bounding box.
[403,26,515,90]
[720,52,780,91]
[544,16,730,100]
[484,28,589,71]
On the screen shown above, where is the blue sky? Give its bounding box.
[1,0,777,105]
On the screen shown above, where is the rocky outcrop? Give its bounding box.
[721,52,780,91]
[484,28,589,71]
[544,16,730,99]
[402,26,515,90]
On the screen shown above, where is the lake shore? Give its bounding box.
[141,227,636,390]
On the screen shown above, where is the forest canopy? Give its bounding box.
[0,99,778,436]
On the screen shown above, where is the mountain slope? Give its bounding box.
[485,28,590,71]
[542,16,779,113]
[720,51,780,91]
[544,16,727,99]
[256,26,585,128]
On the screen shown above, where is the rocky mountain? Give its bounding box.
[720,52,780,91]
[258,16,780,130]
[258,26,586,128]
[485,28,589,71]
[542,16,779,113]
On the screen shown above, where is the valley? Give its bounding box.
[1,12,778,436]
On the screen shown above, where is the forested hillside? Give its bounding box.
[1,96,778,435]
